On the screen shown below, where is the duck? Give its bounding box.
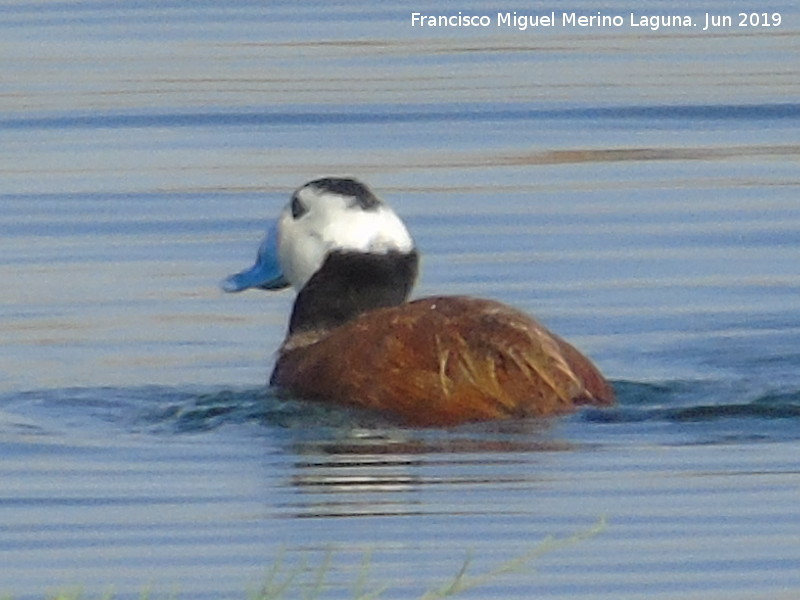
[222,177,614,427]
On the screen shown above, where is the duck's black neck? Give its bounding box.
[288,249,419,336]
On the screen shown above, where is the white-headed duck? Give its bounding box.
[223,177,614,426]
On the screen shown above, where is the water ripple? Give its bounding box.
[3,380,800,445]
[3,102,798,131]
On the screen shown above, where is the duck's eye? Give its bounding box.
[291,196,308,219]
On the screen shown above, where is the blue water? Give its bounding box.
[2,2,800,599]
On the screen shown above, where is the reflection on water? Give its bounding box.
[2,1,800,599]
[6,382,800,598]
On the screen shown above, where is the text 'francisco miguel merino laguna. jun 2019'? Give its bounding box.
[410,11,784,32]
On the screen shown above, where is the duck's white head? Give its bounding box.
[222,177,415,294]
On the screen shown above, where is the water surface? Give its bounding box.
[1,2,799,599]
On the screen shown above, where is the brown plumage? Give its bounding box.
[272,295,614,427]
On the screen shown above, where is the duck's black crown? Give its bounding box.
[307,177,383,211]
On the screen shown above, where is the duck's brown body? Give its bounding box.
[271,295,614,427]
